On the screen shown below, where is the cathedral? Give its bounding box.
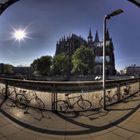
[55,29,116,75]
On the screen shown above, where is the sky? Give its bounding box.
[0,0,140,71]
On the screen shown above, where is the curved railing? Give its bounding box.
[0,77,140,113]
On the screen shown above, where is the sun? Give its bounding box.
[13,29,27,41]
[11,26,30,44]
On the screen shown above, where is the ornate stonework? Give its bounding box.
[55,29,116,75]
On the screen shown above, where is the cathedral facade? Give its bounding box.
[55,29,116,76]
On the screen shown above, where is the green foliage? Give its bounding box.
[52,53,68,75]
[4,64,13,74]
[31,55,52,75]
[72,46,94,75]
[31,47,95,76]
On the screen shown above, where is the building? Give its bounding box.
[55,29,116,75]
[123,65,140,76]
[13,66,32,76]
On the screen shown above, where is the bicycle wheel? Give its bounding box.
[77,99,92,110]
[113,94,119,101]
[99,96,110,106]
[55,100,68,112]
[1,88,11,98]
[15,94,28,109]
[35,98,45,110]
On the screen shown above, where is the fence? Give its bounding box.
[0,77,139,112]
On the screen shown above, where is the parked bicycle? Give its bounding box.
[55,93,92,112]
[99,90,120,106]
[6,87,28,109]
[123,85,131,97]
[0,86,12,99]
[23,90,45,118]
[7,87,45,119]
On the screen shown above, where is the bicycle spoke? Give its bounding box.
[15,94,28,109]
[55,100,68,112]
[78,100,92,110]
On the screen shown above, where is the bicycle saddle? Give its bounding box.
[21,90,26,93]
[65,93,71,96]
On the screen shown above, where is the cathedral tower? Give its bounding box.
[88,28,94,48]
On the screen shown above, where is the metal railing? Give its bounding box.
[0,77,139,113]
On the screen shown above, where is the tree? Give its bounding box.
[52,53,68,75]
[4,64,13,74]
[31,56,52,75]
[72,46,94,75]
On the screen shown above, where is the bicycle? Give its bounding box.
[21,90,45,119]
[55,93,92,112]
[99,90,120,106]
[0,86,12,99]
[6,87,28,109]
[122,85,131,97]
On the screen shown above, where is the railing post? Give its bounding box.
[117,83,121,101]
[5,81,8,98]
[51,84,57,111]
[55,86,57,111]
[139,80,140,91]
[51,84,55,111]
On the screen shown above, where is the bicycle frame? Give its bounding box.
[65,94,83,107]
[104,90,116,103]
[26,91,38,101]
[124,85,131,94]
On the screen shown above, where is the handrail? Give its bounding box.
[0,77,139,84]
[0,77,140,92]
[0,76,140,111]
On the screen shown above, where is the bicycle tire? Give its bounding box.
[112,94,119,101]
[1,88,11,97]
[77,99,92,110]
[8,89,17,100]
[55,100,69,112]
[15,94,28,109]
[34,97,45,110]
[99,96,110,106]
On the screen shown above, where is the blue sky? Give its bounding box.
[0,0,140,71]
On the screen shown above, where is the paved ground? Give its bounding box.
[0,92,140,140]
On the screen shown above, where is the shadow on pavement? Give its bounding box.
[0,93,140,136]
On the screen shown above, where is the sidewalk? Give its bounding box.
[0,92,140,140]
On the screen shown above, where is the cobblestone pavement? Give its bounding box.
[0,92,140,140]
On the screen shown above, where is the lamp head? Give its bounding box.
[106,9,124,19]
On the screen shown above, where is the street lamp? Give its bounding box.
[103,9,124,110]
[67,40,71,81]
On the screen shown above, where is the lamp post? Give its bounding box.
[103,9,124,110]
[66,40,71,81]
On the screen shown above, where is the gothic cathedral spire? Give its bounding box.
[88,28,93,42]
[94,30,99,42]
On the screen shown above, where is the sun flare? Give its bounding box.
[11,26,30,44]
[14,29,27,41]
